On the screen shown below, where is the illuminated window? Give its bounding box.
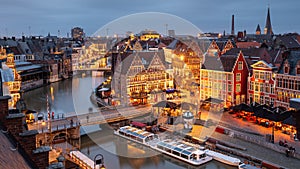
[236,84,241,92]
[254,71,259,79]
[236,73,241,81]
[265,84,270,93]
[238,61,243,70]
[260,83,264,92]
[254,82,259,92]
[260,95,264,104]
[228,84,232,92]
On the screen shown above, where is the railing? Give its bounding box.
[28,119,80,133]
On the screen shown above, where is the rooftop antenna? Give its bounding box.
[58,30,60,37]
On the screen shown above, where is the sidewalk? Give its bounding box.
[220,111,300,152]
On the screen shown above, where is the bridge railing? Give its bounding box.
[30,119,80,133]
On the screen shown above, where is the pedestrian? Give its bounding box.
[286,149,290,157]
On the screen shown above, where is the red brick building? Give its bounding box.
[200,51,249,107]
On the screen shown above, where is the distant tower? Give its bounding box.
[231,15,235,35]
[256,24,261,35]
[264,7,273,35]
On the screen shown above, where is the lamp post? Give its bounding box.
[94,154,105,169]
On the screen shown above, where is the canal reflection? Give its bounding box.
[23,75,236,169]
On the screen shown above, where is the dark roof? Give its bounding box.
[216,41,227,51]
[6,46,22,55]
[220,55,238,72]
[278,50,300,75]
[224,48,272,64]
[202,55,223,71]
[275,34,300,49]
[268,49,284,67]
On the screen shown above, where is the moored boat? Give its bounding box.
[204,149,241,166]
[114,126,159,145]
[152,139,213,166]
[114,126,213,166]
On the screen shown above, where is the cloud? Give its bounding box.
[0,0,300,37]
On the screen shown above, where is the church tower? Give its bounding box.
[264,7,273,35]
[256,24,261,35]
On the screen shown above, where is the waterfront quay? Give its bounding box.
[20,76,298,168]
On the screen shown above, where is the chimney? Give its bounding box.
[231,15,235,35]
[22,36,25,42]
[12,36,16,41]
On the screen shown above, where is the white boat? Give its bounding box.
[152,139,213,166]
[114,126,213,166]
[114,126,159,145]
[204,149,241,166]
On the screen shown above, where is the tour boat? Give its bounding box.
[152,139,213,166]
[114,126,213,166]
[114,126,159,145]
[204,149,241,166]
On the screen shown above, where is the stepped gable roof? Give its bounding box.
[120,50,166,75]
[137,50,166,69]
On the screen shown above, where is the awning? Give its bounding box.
[131,121,146,128]
[19,70,43,76]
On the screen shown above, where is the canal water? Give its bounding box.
[23,75,236,169]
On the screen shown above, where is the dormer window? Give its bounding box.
[297,67,300,75]
[284,65,289,74]
[284,61,290,74]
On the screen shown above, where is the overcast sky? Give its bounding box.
[0,0,300,37]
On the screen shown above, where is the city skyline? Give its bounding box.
[1,0,300,37]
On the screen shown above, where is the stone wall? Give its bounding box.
[0,96,10,124]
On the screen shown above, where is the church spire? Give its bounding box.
[264,6,273,35]
[256,24,261,35]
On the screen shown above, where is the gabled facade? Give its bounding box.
[200,51,249,107]
[275,51,300,108]
[248,60,277,106]
[112,51,173,106]
[206,40,220,57]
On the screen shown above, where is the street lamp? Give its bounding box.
[94,154,105,169]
